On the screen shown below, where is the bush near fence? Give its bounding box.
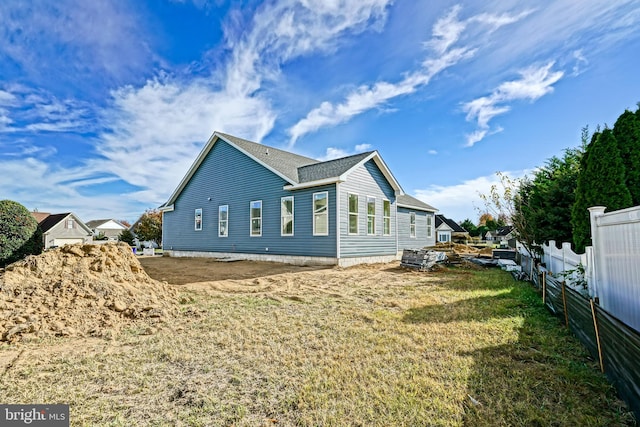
[523,254,640,422]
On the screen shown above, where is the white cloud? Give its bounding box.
[0,1,153,82]
[0,87,95,134]
[85,1,394,206]
[288,6,527,145]
[462,62,563,146]
[428,149,437,155]
[413,170,529,223]
[572,49,588,76]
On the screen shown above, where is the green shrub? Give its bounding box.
[0,200,44,266]
[118,228,136,246]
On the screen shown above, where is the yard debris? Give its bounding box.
[0,243,178,342]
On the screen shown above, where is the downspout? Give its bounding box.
[336,182,341,263]
[394,192,399,256]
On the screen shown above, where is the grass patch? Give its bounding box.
[0,266,634,426]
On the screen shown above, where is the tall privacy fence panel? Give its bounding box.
[525,259,640,421]
[539,205,640,332]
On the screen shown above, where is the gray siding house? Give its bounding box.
[160,132,437,266]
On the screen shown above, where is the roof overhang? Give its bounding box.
[283,177,344,191]
[397,202,438,212]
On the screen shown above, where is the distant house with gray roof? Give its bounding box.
[160,131,437,266]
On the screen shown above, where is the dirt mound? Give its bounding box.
[0,243,178,342]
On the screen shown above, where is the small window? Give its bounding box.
[219,205,228,237]
[194,208,202,231]
[410,212,416,238]
[427,214,432,238]
[439,233,450,243]
[281,196,294,236]
[348,194,358,235]
[383,200,391,236]
[313,192,328,236]
[250,201,262,236]
[367,197,376,235]
[66,219,74,229]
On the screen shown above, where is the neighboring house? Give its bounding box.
[86,219,128,240]
[485,226,515,246]
[31,212,93,249]
[160,132,438,266]
[435,215,469,243]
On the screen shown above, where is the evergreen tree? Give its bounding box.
[571,129,632,252]
[459,219,477,236]
[613,109,640,204]
[520,147,582,245]
[119,228,136,246]
[0,200,43,266]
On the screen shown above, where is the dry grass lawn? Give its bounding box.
[0,261,635,426]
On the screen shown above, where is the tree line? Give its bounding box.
[495,105,640,254]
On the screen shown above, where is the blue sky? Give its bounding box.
[1,0,640,224]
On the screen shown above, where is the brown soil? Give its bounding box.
[0,243,178,342]
[139,256,331,285]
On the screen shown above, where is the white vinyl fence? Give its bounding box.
[540,205,640,332]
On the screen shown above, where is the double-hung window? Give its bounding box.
[281,196,294,236]
[219,205,228,237]
[367,197,376,235]
[426,214,432,238]
[348,194,358,235]
[194,208,203,231]
[250,201,262,236]
[410,212,416,238]
[383,200,391,236]
[313,192,328,236]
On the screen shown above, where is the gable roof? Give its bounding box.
[38,212,93,235]
[38,213,72,233]
[85,219,127,229]
[435,214,467,233]
[396,194,437,212]
[297,152,373,183]
[162,131,405,209]
[218,132,317,183]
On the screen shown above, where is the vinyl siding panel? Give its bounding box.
[397,207,435,250]
[163,139,336,257]
[339,160,397,257]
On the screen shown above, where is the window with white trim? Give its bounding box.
[410,212,416,238]
[348,193,358,235]
[219,205,228,237]
[427,214,432,238]
[313,192,328,236]
[438,232,450,243]
[367,196,376,235]
[383,200,391,236]
[281,196,294,236]
[194,208,202,231]
[66,218,75,229]
[250,200,262,236]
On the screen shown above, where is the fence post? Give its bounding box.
[542,271,546,305]
[588,206,606,301]
[590,299,605,373]
[561,281,569,328]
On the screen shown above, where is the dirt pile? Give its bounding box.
[0,243,178,342]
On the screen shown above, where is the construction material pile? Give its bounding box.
[0,243,178,342]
